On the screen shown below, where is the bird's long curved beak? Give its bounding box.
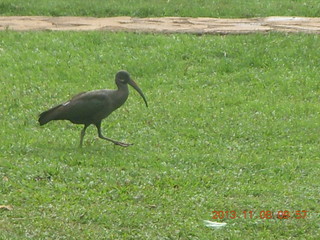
[128,79,148,107]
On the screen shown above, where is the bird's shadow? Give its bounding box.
[36,140,131,153]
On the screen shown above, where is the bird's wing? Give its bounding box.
[59,90,113,121]
[42,90,114,124]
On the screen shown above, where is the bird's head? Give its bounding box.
[115,70,148,107]
[115,70,131,84]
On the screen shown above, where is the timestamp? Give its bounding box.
[212,210,308,220]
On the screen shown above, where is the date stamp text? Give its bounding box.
[212,210,308,220]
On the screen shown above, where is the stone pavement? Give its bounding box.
[1,16,320,34]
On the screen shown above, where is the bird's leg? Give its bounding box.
[80,124,89,147]
[95,122,133,147]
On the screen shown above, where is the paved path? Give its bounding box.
[1,16,320,34]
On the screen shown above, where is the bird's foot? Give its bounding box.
[114,141,133,147]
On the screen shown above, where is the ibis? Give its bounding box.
[38,70,148,147]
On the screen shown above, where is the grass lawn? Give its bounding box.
[0,31,319,239]
[0,0,320,18]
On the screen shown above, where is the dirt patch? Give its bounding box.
[1,16,320,34]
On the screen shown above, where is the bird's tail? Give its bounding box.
[38,104,62,126]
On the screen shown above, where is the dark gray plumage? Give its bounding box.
[39,70,148,147]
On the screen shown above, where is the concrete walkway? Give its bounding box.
[1,16,320,34]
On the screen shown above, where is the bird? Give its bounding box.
[38,70,148,147]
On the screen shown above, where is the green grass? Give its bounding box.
[0,0,320,18]
[0,31,320,239]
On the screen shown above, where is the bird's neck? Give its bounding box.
[114,84,129,109]
[117,82,128,92]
